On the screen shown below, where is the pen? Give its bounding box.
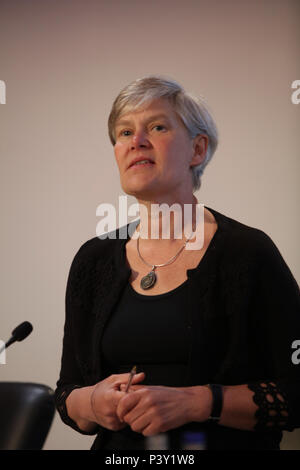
[125,365,137,393]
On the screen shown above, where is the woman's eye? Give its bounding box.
[118,125,166,137]
[120,130,131,136]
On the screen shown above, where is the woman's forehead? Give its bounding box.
[115,98,178,126]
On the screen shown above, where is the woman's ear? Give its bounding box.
[190,134,209,168]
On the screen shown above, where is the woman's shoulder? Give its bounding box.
[68,220,139,270]
[209,208,299,294]
[66,225,131,293]
[208,206,287,265]
[71,227,126,261]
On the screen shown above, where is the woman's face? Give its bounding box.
[113,98,201,200]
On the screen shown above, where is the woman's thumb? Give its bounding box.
[131,371,145,383]
[119,372,145,392]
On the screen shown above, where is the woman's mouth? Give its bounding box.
[129,159,155,169]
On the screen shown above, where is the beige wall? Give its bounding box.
[0,0,299,450]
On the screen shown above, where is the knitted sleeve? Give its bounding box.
[247,381,292,431]
[247,231,300,432]
[54,242,100,436]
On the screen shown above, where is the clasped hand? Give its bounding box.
[116,382,198,436]
[90,372,211,436]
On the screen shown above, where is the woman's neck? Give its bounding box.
[133,194,204,249]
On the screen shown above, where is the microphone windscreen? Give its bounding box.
[11,321,33,342]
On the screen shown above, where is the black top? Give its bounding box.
[54,206,300,450]
[101,281,190,385]
[100,281,193,450]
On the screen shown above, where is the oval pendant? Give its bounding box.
[140,270,156,290]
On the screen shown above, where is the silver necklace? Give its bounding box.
[136,231,194,290]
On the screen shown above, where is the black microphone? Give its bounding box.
[4,321,33,349]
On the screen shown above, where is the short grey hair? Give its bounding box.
[108,75,218,191]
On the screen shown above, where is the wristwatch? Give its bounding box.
[207,384,223,423]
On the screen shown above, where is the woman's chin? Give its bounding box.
[121,180,157,198]
[123,188,155,200]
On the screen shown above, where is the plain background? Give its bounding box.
[0,0,299,450]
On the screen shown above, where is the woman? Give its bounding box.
[55,76,300,450]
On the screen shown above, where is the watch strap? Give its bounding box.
[207,383,223,423]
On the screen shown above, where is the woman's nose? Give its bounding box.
[130,131,150,149]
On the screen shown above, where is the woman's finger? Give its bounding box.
[113,371,145,388]
[120,383,145,392]
[116,389,143,422]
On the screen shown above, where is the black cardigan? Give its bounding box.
[55,206,300,449]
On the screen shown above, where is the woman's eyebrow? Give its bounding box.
[115,114,171,128]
